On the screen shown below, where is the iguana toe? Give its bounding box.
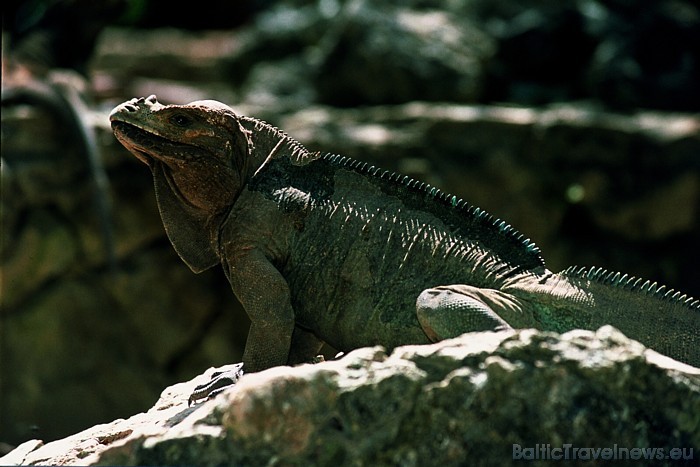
[188,363,244,406]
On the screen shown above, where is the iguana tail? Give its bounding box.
[561,266,700,368]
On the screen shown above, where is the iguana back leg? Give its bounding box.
[416,285,517,341]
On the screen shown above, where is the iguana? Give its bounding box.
[110,95,700,403]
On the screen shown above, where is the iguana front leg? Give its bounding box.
[188,248,294,404]
[189,248,326,404]
[228,247,297,370]
[416,285,527,340]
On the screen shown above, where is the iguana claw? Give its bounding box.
[188,363,244,406]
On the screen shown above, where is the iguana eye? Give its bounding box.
[170,114,192,127]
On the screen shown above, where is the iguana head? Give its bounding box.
[110,95,253,272]
[110,95,253,213]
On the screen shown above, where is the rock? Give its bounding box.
[218,0,495,109]
[86,1,700,111]
[312,1,495,106]
[465,0,597,105]
[583,0,700,111]
[3,327,698,466]
[91,28,241,85]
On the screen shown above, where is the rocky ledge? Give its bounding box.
[2,326,698,466]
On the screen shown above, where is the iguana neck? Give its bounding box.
[238,116,313,179]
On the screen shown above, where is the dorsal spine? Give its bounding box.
[562,265,700,310]
[322,153,545,271]
[241,116,546,272]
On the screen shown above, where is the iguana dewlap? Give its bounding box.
[110,96,699,402]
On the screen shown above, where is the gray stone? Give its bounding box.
[312,1,494,106]
[3,327,698,466]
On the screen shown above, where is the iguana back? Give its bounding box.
[244,152,546,350]
[109,96,699,395]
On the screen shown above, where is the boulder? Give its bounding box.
[311,2,494,106]
[86,0,700,111]
[2,327,698,466]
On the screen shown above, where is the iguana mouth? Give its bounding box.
[111,121,198,166]
[112,121,204,210]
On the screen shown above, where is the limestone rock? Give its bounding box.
[3,327,698,466]
[312,2,494,106]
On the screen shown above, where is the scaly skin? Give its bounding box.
[110,96,699,402]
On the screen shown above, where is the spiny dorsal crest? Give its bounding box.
[241,116,544,271]
[322,153,545,271]
[241,116,311,164]
[563,265,700,310]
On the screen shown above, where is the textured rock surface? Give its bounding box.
[310,3,494,106]
[89,0,700,111]
[1,327,698,466]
